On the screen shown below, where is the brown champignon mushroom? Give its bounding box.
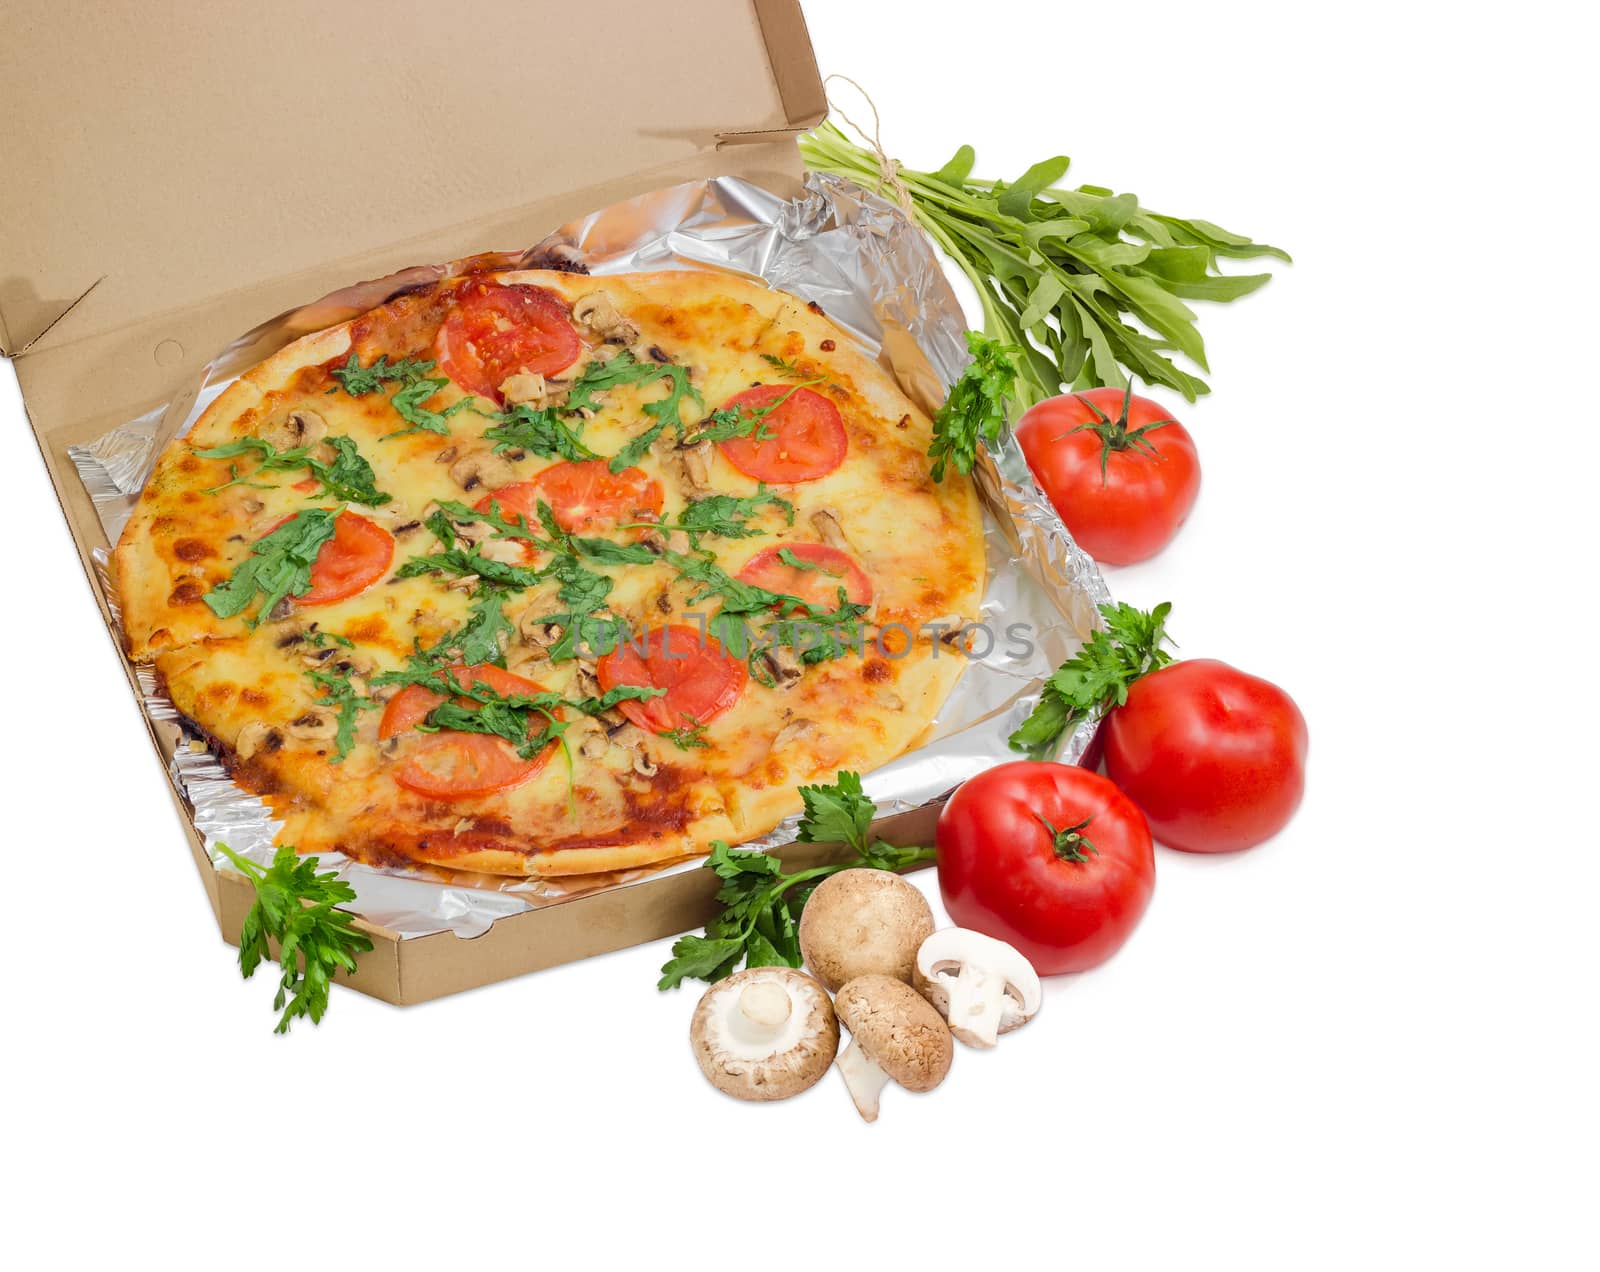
[689,967,839,1102]
[832,974,954,1122]
[797,868,935,991]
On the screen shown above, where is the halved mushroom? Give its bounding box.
[285,708,340,742]
[448,449,517,493]
[914,929,1043,1049]
[810,507,853,553]
[797,868,935,992]
[261,407,327,452]
[690,967,839,1102]
[572,292,639,344]
[519,612,564,647]
[770,718,816,753]
[680,439,714,489]
[757,643,804,691]
[476,537,529,566]
[234,721,283,761]
[833,974,954,1123]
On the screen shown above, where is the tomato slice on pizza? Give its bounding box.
[715,385,847,484]
[597,624,748,733]
[525,460,663,533]
[435,279,582,403]
[385,665,555,800]
[736,542,872,610]
[268,510,393,606]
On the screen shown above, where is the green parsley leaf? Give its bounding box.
[795,769,875,854]
[1009,601,1176,759]
[215,843,373,1033]
[929,332,1021,482]
[203,507,340,626]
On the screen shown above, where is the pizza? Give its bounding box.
[113,269,985,876]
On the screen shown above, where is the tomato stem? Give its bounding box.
[1056,381,1172,481]
[1037,813,1099,863]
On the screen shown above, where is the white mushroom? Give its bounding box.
[689,967,839,1101]
[913,929,1043,1049]
[832,974,954,1123]
[448,450,517,493]
[797,869,936,992]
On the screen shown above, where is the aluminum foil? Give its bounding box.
[68,172,1111,940]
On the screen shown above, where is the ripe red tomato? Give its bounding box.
[936,762,1155,975]
[1103,659,1308,854]
[1015,386,1200,566]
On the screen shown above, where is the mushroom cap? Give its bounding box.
[689,967,839,1101]
[798,869,935,992]
[833,974,954,1093]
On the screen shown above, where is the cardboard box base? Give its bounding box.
[210,804,944,1006]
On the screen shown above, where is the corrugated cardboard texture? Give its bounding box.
[2,0,842,1005]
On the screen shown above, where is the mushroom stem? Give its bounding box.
[835,1039,891,1123]
[940,962,1011,1049]
[738,981,793,1030]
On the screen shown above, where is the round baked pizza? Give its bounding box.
[114,269,985,876]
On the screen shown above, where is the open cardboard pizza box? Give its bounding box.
[1,0,955,1004]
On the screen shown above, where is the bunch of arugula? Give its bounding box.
[196,434,390,505]
[1009,601,1176,759]
[800,121,1288,406]
[658,771,933,988]
[216,843,372,1034]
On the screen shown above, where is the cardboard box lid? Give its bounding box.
[0,0,825,360]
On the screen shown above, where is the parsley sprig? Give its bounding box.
[1009,601,1176,759]
[216,843,372,1034]
[929,332,1021,482]
[657,771,934,988]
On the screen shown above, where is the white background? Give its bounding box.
[3,2,1595,1267]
